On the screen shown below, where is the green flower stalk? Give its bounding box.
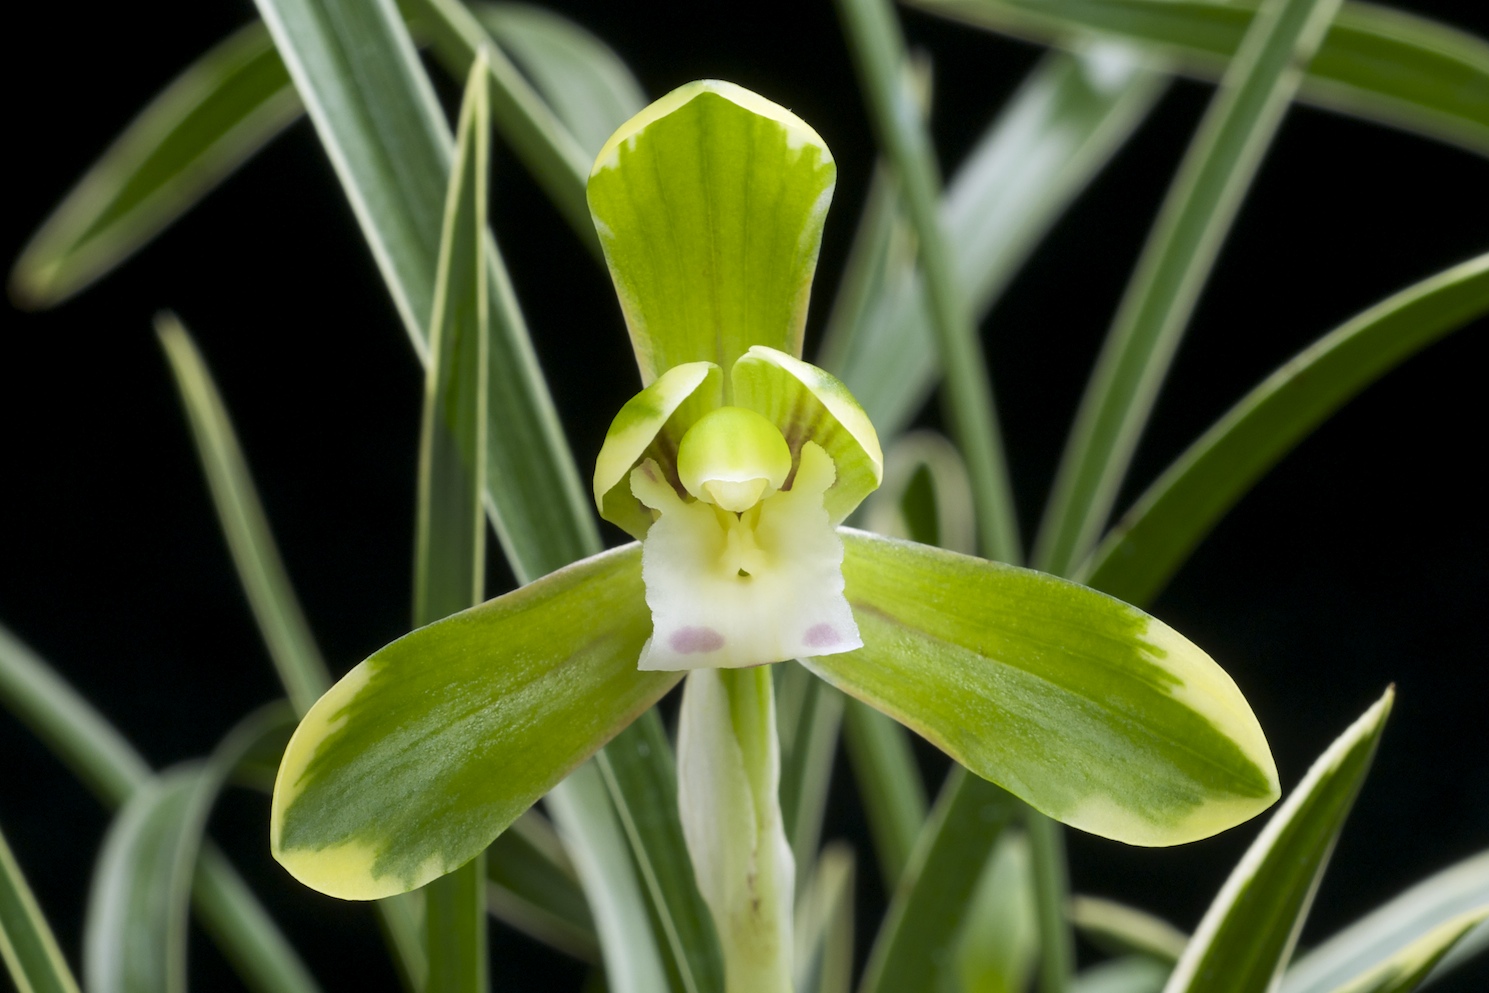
[268,80,1280,992]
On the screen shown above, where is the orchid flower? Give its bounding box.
[270,80,1279,991]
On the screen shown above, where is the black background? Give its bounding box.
[3,0,1487,990]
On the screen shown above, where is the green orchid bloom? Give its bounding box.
[593,348,882,670]
[268,84,1279,982]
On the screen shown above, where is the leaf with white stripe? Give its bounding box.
[0,820,80,993]
[84,707,292,993]
[1163,690,1393,993]
[1283,849,1489,993]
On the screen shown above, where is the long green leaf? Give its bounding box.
[812,530,1279,846]
[607,729,723,991]
[0,820,81,993]
[472,1,646,159]
[83,706,292,993]
[793,842,855,993]
[835,0,1021,563]
[250,2,681,985]
[1074,958,1171,993]
[1071,896,1188,964]
[157,315,423,989]
[414,53,491,633]
[840,698,926,888]
[485,813,598,961]
[825,48,1165,438]
[777,663,844,875]
[415,57,493,993]
[546,764,672,993]
[859,771,1020,993]
[85,771,201,993]
[596,713,725,993]
[1082,253,1489,605]
[249,0,596,577]
[1283,849,1489,993]
[11,0,642,312]
[402,0,597,249]
[1316,910,1489,993]
[0,625,150,804]
[955,831,1039,993]
[250,0,447,354]
[1164,690,1393,993]
[908,0,1489,158]
[156,315,331,715]
[9,23,299,309]
[1036,0,1345,577]
[0,625,320,993]
[816,164,902,381]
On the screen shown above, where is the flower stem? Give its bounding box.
[678,668,795,993]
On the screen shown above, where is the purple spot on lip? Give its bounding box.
[804,623,840,648]
[670,627,725,653]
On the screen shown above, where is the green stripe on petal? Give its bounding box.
[594,361,721,538]
[804,531,1278,847]
[587,81,836,379]
[733,346,884,524]
[271,545,677,900]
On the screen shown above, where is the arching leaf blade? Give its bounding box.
[0,626,320,993]
[9,23,300,309]
[485,812,598,962]
[596,713,725,993]
[546,764,673,993]
[1282,849,1489,993]
[0,819,81,993]
[907,0,1489,158]
[1071,896,1188,964]
[1316,910,1489,993]
[858,770,1020,993]
[1035,0,1346,577]
[825,47,1165,438]
[415,56,495,993]
[471,1,646,160]
[84,706,293,993]
[1083,253,1489,606]
[403,0,597,251]
[157,317,331,716]
[840,699,926,888]
[1163,690,1393,993]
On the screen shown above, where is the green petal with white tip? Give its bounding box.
[804,531,1279,847]
[587,80,836,379]
[594,361,721,539]
[733,346,884,523]
[271,544,677,900]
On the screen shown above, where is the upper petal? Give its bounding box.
[733,345,884,524]
[587,80,836,380]
[594,361,721,539]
